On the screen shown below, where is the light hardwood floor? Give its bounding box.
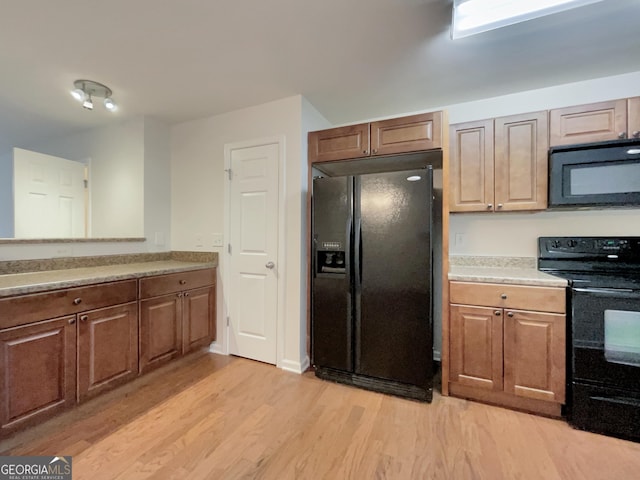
[2,351,640,479]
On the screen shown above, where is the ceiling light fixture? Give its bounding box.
[451,0,605,39]
[70,79,117,112]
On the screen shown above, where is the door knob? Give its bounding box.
[266,261,275,269]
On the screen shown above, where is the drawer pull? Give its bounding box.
[68,318,76,325]
[179,280,187,285]
[500,294,507,300]
[80,315,89,322]
[494,310,501,316]
[507,311,514,318]
[73,298,82,305]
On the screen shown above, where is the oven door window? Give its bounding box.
[605,309,640,367]
[571,288,640,390]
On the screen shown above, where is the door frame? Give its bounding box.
[220,136,286,368]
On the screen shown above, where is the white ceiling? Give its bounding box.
[1,0,640,152]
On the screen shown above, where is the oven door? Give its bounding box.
[571,287,640,390]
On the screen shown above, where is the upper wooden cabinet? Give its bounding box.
[308,112,442,163]
[450,111,548,212]
[494,111,548,211]
[549,98,640,146]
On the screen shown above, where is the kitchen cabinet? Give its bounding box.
[450,111,548,212]
[448,281,566,416]
[308,112,442,163]
[0,279,137,436]
[77,302,138,402]
[139,268,216,373]
[0,316,76,436]
[549,98,640,146]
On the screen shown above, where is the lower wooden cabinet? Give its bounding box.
[78,302,139,402]
[449,281,566,416]
[0,268,216,438]
[139,294,183,373]
[139,269,216,373]
[182,286,216,354]
[503,310,565,404]
[450,305,503,391]
[0,316,77,436]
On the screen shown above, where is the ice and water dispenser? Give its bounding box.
[316,241,346,274]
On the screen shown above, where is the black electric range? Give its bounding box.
[539,236,640,442]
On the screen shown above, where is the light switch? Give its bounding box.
[212,234,224,247]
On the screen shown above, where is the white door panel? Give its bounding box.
[13,148,87,238]
[228,142,279,364]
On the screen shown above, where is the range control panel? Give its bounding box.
[539,237,640,259]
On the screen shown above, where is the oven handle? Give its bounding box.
[573,287,640,299]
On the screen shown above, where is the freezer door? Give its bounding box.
[355,168,433,386]
[311,175,353,372]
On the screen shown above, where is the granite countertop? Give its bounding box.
[448,256,568,287]
[0,260,217,298]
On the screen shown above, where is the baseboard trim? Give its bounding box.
[208,342,227,355]
[280,356,310,374]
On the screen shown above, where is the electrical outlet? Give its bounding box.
[212,233,224,247]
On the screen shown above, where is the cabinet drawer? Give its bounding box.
[139,268,216,299]
[450,281,565,314]
[0,280,137,330]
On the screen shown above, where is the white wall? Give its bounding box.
[144,118,172,252]
[171,95,329,372]
[448,71,640,257]
[0,152,13,237]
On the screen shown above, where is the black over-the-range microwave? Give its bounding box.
[548,138,640,208]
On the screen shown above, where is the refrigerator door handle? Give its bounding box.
[354,216,362,292]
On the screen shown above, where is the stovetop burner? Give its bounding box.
[538,236,640,290]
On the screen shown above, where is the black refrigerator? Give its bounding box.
[311,167,434,401]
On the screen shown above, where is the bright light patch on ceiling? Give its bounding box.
[451,0,605,39]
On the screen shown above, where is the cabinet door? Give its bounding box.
[450,119,494,212]
[139,294,183,373]
[494,111,548,211]
[78,303,138,402]
[549,99,627,146]
[0,316,76,435]
[629,97,640,140]
[182,286,216,354]
[503,310,565,403]
[308,123,370,163]
[450,305,503,391]
[370,112,442,155]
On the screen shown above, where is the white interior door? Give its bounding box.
[13,148,87,238]
[228,142,279,364]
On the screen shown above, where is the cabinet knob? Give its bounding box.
[68,318,76,325]
[179,280,187,285]
[80,315,88,322]
[372,148,377,154]
[73,298,82,305]
[497,204,503,209]
[633,131,640,138]
[501,293,507,299]
[177,293,183,298]
[494,310,501,316]
[184,292,190,297]
[507,311,514,318]
[487,204,493,209]
[619,132,627,139]
[363,150,368,155]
